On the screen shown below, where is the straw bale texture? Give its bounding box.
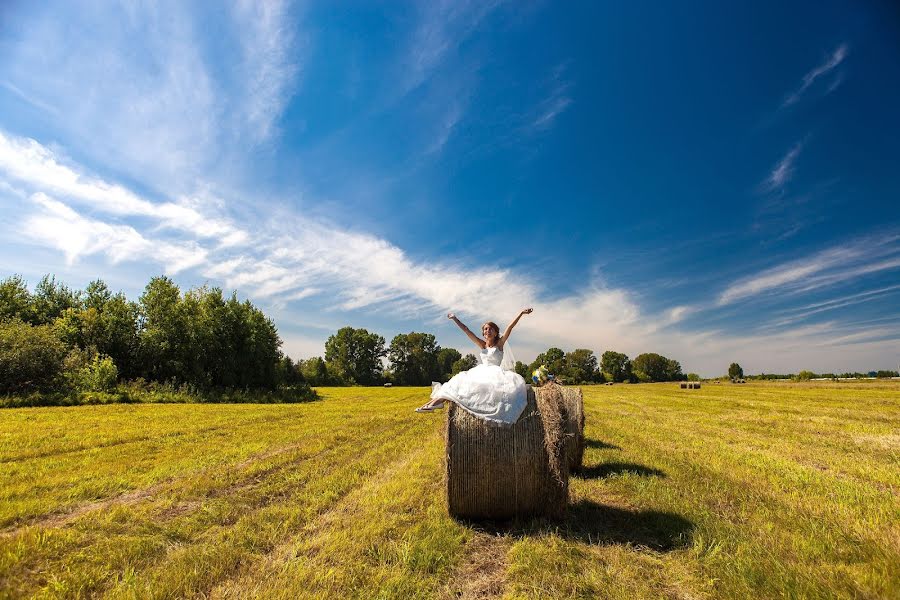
[445,385,568,520]
[544,385,585,473]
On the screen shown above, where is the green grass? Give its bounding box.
[1,382,897,598]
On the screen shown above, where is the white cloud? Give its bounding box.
[718,235,900,305]
[0,130,247,244]
[0,1,302,192]
[761,141,803,192]
[782,43,849,108]
[527,64,573,133]
[24,193,207,274]
[232,0,302,142]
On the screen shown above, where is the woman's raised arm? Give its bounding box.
[499,308,533,350]
[448,313,486,349]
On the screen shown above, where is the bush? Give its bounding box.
[0,320,67,393]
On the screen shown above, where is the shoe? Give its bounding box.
[415,405,438,413]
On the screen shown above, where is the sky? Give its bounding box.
[1,1,899,377]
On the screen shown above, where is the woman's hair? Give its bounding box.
[482,321,500,338]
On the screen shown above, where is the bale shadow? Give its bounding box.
[576,462,666,479]
[562,500,693,550]
[459,501,693,552]
[584,438,621,450]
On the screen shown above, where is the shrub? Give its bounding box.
[0,320,67,393]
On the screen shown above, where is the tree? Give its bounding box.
[138,276,185,382]
[632,353,670,382]
[324,326,387,385]
[0,275,31,323]
[436,347,462,381]
[389,332,441,386]
[31,275,79,325]
[666,358,684,381]
[530,347,566,376]
[451,353,477,376]
[601,350,632,383]
[0,320,68,393]
[797,370,815,380]
[564,348,599,383]
[514,360,530,380]
[301,357,329,386]
[728,362,743,379]
[687,373,700,381]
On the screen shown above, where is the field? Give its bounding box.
[1,382,898,599]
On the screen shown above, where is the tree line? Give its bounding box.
[306,327,688,386]
[0,274,308,398]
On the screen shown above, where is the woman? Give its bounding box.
[415,308,533,425]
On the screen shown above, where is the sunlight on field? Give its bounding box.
[1,382,898,598]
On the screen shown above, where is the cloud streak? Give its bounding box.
[782,43,848,108]
[760,141,803,193]
[718,234,900,305]
[0,131,247,245]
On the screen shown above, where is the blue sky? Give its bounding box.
[1,1,898,376]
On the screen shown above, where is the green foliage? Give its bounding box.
[324,326,387,385]
[514,360,530,380]
[529,347,566,376]
[436,347,462,380]
[31,275,79,325]
[632,353,684,382]
[796,370,815,381]
[601,350,632,383]
[728,362,744,379]
[687,373,700,381]
[301,357,330,386]
[389,332,441,386]
[451,353,477,376]
[0,275,31,323]
[563,348,600,383]
[0,320,68,393]
[70,354,119,393]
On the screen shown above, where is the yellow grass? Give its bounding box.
[1,382,898,598]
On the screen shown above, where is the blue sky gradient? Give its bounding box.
[1,1,898,375]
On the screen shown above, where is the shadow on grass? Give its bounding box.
[562,501,693,550]
[584,438,621,450]
[576,462,666,479]
[463,501,693,552]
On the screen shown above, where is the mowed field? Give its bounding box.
[1,382,898,599]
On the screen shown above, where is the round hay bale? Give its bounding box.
[445,385,568,520]
[537,384,585,473]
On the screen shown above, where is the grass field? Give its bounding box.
[1,382,898,599]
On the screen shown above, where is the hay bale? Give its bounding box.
[694,383,701,389]
[445,385,568,520]
[537,384,585,473]
[680,382,687,389]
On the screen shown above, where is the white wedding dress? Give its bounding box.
[430,346,528,425]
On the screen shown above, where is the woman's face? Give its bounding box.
[482,323,498,343]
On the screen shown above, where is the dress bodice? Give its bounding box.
[479,346,503,367]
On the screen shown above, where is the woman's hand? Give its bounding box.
[447,312,456,320]
[521,308,533,315]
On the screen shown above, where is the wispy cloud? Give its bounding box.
[0,131,247,244]
[718,234,900,305]
[0,1,302,192]
[526,64,573,133]
[782,43,849,108]
[760,141,803,193]
[232,0,302,142]
[24,193,207,274]
[400,0,505,98]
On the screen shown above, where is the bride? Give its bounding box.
[415,308,533,424]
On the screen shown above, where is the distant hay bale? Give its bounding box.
[445,385,568,520]
[694,383,701,389]
[538,384,585,473]
[680,382,687,389]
